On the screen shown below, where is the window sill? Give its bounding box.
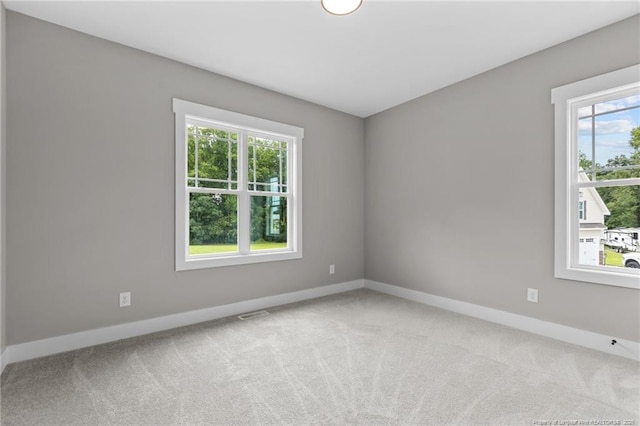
[176,250,302,271]
[555,265,640,289]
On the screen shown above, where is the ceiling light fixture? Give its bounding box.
[321,0,363,16]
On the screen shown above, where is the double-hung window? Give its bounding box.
[173,99,303,270]
[552,65,640,288]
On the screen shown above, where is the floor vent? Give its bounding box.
[237,310,270,320]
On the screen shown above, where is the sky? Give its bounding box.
[578,94,639,166]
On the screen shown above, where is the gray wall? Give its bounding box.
[6,12,364,345]
[6,10,639,347]
[365,15,640,341]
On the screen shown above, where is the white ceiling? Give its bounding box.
[5,0,639,117]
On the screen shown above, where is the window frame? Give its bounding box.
[552,64,640,289]
[173,99,304,271]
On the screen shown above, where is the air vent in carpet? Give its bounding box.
[237,310,270,320]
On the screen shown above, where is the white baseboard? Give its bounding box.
[3,279,364,366]
[4,278,637,368]
[364,279,639,361]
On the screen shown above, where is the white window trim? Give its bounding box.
[552,64,640,289]
[173,99,304,271]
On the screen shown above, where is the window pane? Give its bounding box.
[196,178,239,190]
[187,125,196,178]
[248,136,288,193]
[577,95,639,179]
[577,185,639,268]
[594,109,639,169]
[595,166,640,181]
[579,95,640,119]
[578,116,594,174]
[189,193,238,255]
[282,144,288,188]
[250,195,288,251]
[190,126,238,188]
[594,94,640,115]
[598,185,640,231]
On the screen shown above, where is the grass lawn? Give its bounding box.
[604,247,623,267]
[189,241,287,255]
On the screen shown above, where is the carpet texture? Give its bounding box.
[1,289,638,425]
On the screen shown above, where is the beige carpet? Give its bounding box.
[1,289,638,425]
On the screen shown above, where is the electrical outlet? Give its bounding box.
[329,264,335,275]
[527,288,538,303]
[119,292,131,307]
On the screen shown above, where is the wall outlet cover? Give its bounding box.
[119,292,131,307]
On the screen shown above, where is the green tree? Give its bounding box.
[189,193,237,245]
[579,151,592,171]
[248,138,288,243]
[596,126,640,229]
[188,130,288,246]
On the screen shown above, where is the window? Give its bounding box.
[552,64,640,288]
[173,99,304,270]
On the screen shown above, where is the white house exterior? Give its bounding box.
[578,171,610,265]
